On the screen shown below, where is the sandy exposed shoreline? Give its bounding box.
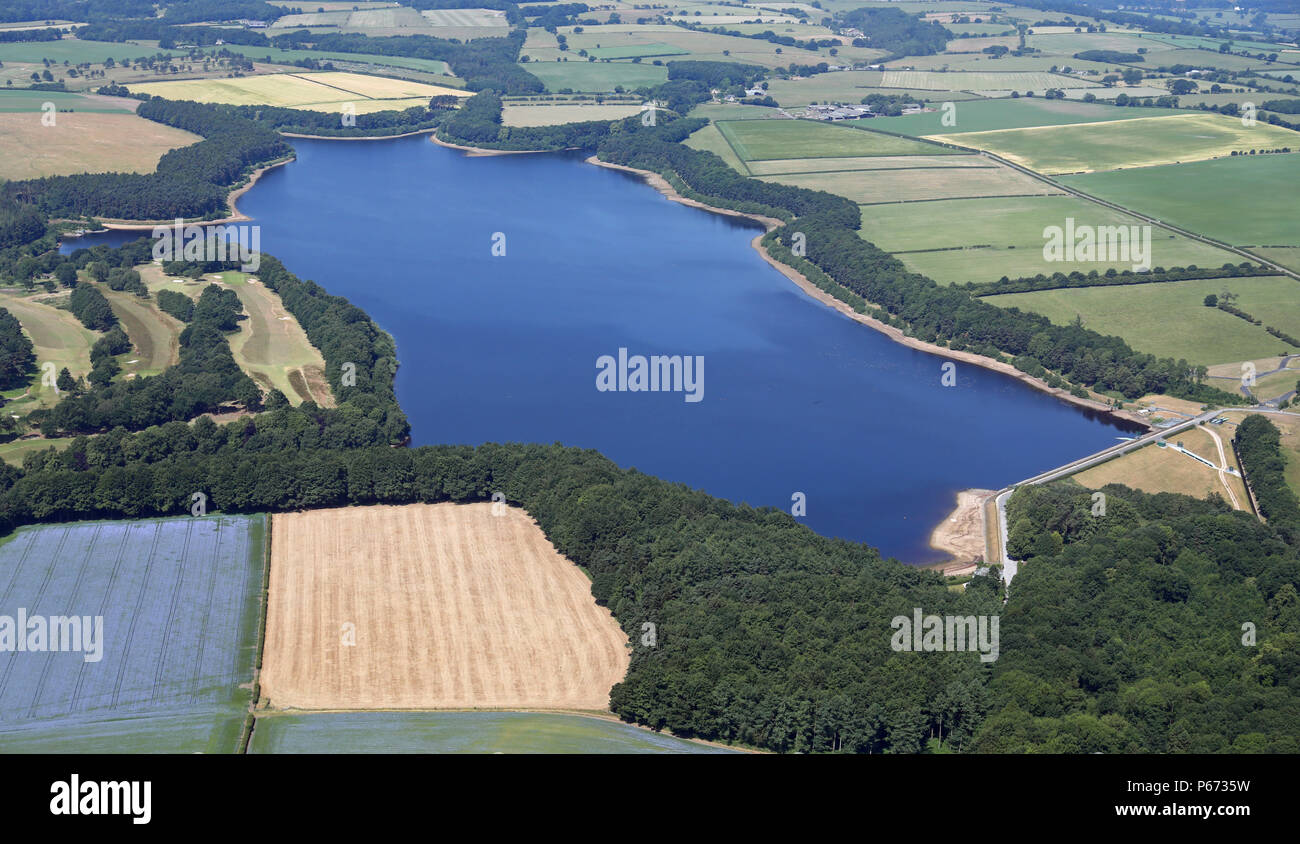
[927,489,994,574]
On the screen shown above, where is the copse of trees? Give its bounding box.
[1236,415,1300,544]
[0,307,36,390]
[156,289,195,322]
[665,59,766,88]
[839,7,952,56]
[68,283,116,331]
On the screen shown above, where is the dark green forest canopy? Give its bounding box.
[986,479,1299,753]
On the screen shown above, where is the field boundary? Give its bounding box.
[238,513,273,755]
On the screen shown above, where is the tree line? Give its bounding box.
[1236,415,1300,544]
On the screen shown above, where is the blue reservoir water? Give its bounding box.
[65,134,1139,561]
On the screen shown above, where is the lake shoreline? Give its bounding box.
[58,155,296,235]
[584,155,1151,432]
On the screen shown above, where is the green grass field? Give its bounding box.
[96,282,181,379]
[859,97,1193,137]
[219,272,333,406]
[0,39,186,65]
[985,276,1300,366]
[1059,154,1300,247]
[857,194,1244,284]
[247,711,736,753]
[0,436,73,467]
[519,60,669,92]
[929,113,1300,174]
[716,119,958,160]
[0,515,266,753]
[586,43,689,60]
[684,122,748,173]
[0,291,99,412]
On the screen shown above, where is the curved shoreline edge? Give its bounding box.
[583,155,1151,431]
[61,156,296,235]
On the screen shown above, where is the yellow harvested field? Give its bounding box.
[0,112,199,180]
[260,503,630,711]
[127,72,469,114]
[1072,427,1249,509]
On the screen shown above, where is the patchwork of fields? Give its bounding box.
[0,516,266,753]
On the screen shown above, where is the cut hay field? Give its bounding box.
[857,194,1240,283]
[518,60,668,93]
[747,154,993,175]
[761,159,1058,204]
[861,97,1193,137]
[1059,154,1300,247]
[502,102,641,126]
[0,515,266,753]
[927,113,1300,174]
[0,112,198,180]
[881,70,1096,91]
[217,272,334,407]
[127,71,468,113]
[259,503,630,711]
[717,119,958,160]
[985,276,1300,366]
[0,89,136,113]
[1070,431,1249,507]
[248,46,453,77]
[248,711,734,753]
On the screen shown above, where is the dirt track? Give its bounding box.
[259,503,630,711]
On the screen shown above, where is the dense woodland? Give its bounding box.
[0,308,36,391]
[990,480,1299,752]
[1236,416,1300,544]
